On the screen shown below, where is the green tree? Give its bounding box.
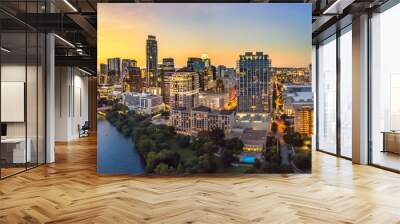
[198,154,217,173]
[197,142,219,156]
[244,167,257,174]
[266,135,277,148]
[176,135,191,148]
[264,148,280,163]
[177,163,185,173]
[293,151,311,171]
[208,127,225,146]
[154,163,169,175]
[156,149,180,168]
[253,158,262,170]
[168,166,175,174]
[184,157,199,173]
[221,138,243,167]
[136,137,156,157]
[146,151,158,173]
[271,122,278,134]
[262,149,281,172]
[283,127,303,147]
[225,138,244,152]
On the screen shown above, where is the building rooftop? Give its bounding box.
[283,84,312,94]
[291,92,313,103]
[173,106,234,115]
[123,92,161,99]
[228,128,266,146]
[193,106,212,112]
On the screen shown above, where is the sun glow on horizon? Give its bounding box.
[98,3,311,69]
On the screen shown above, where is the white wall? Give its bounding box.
[55,67,89,141]
[1,63,46,164]
[1,64,26,138]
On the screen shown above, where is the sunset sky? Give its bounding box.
[98,3,311,69]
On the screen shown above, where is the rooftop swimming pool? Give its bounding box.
[240,155,256,164]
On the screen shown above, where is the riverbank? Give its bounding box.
[103,103,246,174]
[97,118,145,174]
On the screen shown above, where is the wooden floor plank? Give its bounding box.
[0,135,399,223]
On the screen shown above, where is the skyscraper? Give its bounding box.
[187,57,204,72]
[146,35,158,88]
[170,71,199,110]
[121,59,137,83]
[237,52,271,113]
[161,58,175,106]
[107,58,121,84]
[107,58,121,75]
[187,57,209,91]
[217,65,226,79]
[98,63,109,85]
[124,67,142,92]
[100,63,108,75]
[201,54,211,68]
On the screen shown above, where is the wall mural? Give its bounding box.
[97,3,313,174]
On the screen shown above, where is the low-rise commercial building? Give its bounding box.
[284,91,313,136]
[169,106,235,135]
[199,92,229,111]
[122,92,165,114]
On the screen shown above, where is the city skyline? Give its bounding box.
[98,3,311,69]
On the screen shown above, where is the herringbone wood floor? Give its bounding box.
[1,135,400,224]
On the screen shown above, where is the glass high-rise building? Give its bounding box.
[237,52,271,113]
[100,63,108,75]
[121,59,137,83]
[107,58,121,84]
[161,58,175,106]
[187,57,205,72]
[125,67,142,93]
[107,58,121,74]
[170,71,199,110]
[146,35,158,88]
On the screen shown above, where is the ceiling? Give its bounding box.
[0,0,390,73]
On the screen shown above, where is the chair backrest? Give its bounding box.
[82,121,90,129]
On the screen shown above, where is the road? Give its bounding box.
[273,119,304,173]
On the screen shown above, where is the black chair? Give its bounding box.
[79,121,90,138]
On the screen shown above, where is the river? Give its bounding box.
[97,118,145,174]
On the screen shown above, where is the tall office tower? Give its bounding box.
[217,65,226,79]
[210,65,217,80]
[122,59,136,69]
[121,59,136,84]
[146,35,158,88]
[123,67,142,92]
[187,57,207,91]
[237,52,270,113]
[100,63,108,75]
[187,57,205,72]
[161,58,175,106]
[157,63,164,84]
[98,63,108,85]
[107,58,121,84]
[170,71,199,110]
[201,54,211,68]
